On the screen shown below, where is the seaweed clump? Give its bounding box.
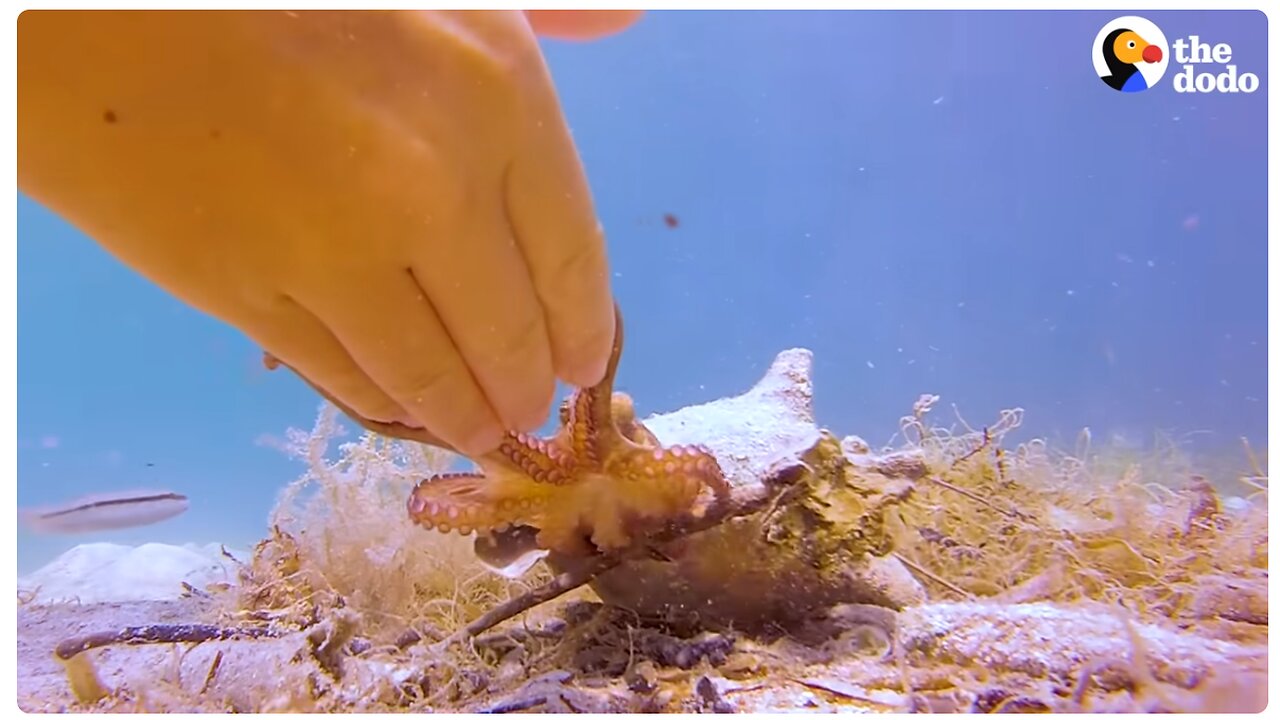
[233,403,553,644]
[880,394,1268,634]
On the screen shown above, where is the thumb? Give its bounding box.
[524,10,644,40]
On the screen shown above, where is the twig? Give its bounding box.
[949,427,993,467]
[200,650,224,694]
[928,428,1033,520]
[443,554,621,648]
[924,475,1031,522]
[55,624,282,661]
[891,552,974,600]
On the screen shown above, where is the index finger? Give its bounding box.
[501,42,616,386]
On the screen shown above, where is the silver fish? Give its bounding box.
[19,489,190,534]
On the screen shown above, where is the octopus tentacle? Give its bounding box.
[579,302,628,466]
[606,444,729,519]
[407,471,553,536]
[564,387,603,469]
[495,433,575,485]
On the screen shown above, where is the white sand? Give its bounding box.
[17,542,248,605]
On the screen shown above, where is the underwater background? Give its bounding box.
[16,9,1267,573]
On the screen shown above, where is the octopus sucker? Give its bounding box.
[566,388,601,466]
[404,302,729,558]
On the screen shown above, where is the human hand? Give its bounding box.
[18,10,642,456]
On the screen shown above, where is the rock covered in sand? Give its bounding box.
[563,348,926,629]
[18,542,247,605]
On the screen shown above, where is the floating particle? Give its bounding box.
[663,213,680,229]
[866,361,876,369]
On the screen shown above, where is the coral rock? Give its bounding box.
[553,348,926,629]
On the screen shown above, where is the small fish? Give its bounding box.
[19,489,190,534]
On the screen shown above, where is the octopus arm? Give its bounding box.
[607,444,730,525]
[407,469,556,536]
[563,386,606,467]
[495,433,574,485]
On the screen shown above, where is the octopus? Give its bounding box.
[265,303,729,558]
[405,304,729,556]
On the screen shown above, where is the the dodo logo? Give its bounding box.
[1092,16,1169,92]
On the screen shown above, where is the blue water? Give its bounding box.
[16,10,1268,573]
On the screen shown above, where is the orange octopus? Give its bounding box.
[265,303,729,557]
[405,304,729,555]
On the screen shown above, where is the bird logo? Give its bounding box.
[1092,16,1169,92]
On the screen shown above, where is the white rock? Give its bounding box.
[576,348,924,627]
[643,348,823,490]
[18,542,247,605]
